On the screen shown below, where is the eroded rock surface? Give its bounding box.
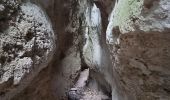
[107,0,170,100]
[0,2,55,100]
[1,0,170,100]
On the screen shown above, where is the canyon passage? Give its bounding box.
[0,0,170,100]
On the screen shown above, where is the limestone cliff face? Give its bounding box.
[0,1,55,100]
[107,0,170,100]
[0,0,170,100]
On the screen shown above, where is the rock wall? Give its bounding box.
[0,1,55,100]
[107,0,170,100]
[0,0,170,100]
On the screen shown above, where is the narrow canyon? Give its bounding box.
[0,0,170,100]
